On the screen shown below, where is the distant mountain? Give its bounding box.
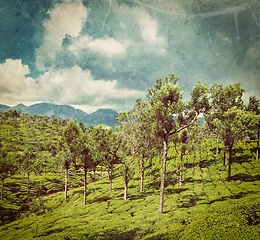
[0,104,10,112]
[89,109,119,126]
[0,103,206,128]
[0,103,119,128]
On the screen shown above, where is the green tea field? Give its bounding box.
[0,141,259,240]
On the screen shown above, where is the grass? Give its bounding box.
[0,140,260,239]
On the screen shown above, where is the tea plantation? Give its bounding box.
[0,140,259,239]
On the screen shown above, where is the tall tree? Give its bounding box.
[245,96,260,163]
[147,76,209,213]
[0,144,19,200]
[76,130,94,205]
[92,126,122,192]
[207,83,246,181]
[20,146,37,197]
[174,129,189,187]
[117,100,144,171]
[118,99,158,193]
[62,120,81,199]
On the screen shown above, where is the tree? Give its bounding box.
[187,123,203,174]
[92,126,122,192]
[207,83,246,181]
[0,144,18,200]
[245,96,260,163]
[62,120,81,199]
[20,146,37,197]
[147,75,209,213]
[118,99,158,193]
[76,130,94,205]
[117,100,143,173]
[35,151,53,179]
[174,129,189,187]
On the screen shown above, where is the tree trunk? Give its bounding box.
[100,166,103,178]
[1,178,4,200]
[179,169,182,187]
[35,215,38,238]
[64,167,68,200]
[109,168,113,191]
[124,165,129,200]
[124,180,128,200]
[256,132,259,163]
[216,135,219,155]
[223,145,226,166]
[227,145,233,181]
[150,160,152,181]
[27,172,30,197]
[182,155,185,182]
[84,169,87,205]
[256,148,259,164]
[93,168,96,186]
[138,158,140,174]
[193,152,196,177]
[158,137,168,214]
[179,154,183,187]
[140,154,145,192]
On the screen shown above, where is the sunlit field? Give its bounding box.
[1,140,259,240]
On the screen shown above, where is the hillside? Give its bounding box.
[0,103,119,128]
[0,140,259,239]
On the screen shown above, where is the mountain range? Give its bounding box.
[0,103,119,128]
[0,103,205,128]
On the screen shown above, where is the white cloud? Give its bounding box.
[139,19,167,55]
[0,59,145,109]
[36,65,144,106]
[111,3,168,56]
[139,14,160,43]
[67,35,91,52]
[0,59,39,105]
[35,1,88,71]
[136,9,168,54]
[68,35,126,58]
[67,2,167,62]
[88,37,126,57]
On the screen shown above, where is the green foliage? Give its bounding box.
[0,137,259,239]
[0,79,260,239]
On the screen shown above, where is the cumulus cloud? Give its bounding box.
[138,11,168,54]
[35,1,88,71]
[68,35,126,58]
[88,37,126,57]
[0,59,38,105]
[0,59,145,110]
[63,1,170,90]
[36,65,144,106]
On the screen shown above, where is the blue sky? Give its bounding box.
[0,0,259,113]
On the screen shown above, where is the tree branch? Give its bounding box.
[170,111,198,135]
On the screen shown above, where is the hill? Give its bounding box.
[0,103,119,128]
[0,140,259,239]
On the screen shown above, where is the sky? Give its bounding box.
[0,0,259,113]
